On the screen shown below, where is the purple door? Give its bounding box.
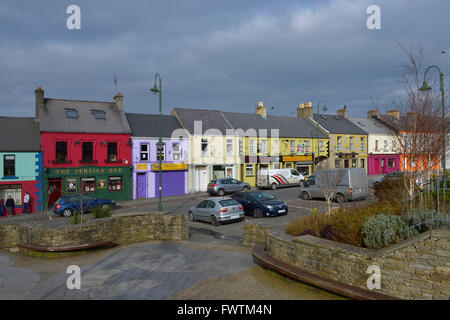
[154,171,186,197]
[137,173,147,199]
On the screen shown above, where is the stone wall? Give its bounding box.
[243,220,273,248]
[245,222,449,300]
[0,211,188,249]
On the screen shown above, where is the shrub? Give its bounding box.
[70,212,82,225]
[286,213,330,237]
[374,178,405,206]
[92,206,112,219]
[362,214,418,249]
[320,225,340,242]
[298,229,319,237]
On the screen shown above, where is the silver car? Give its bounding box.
[207,178,251,196]
[188,198,245,226]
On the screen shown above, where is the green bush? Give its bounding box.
[92,206,112,219]
[374,178,405,206]
[70,212,82,225]
[362,214,418,249]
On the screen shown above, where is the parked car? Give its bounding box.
[299,168,369,203]
[257,168,305,190]
[231,191,288,218]
[373,171,425,187]
[207,178,251,196]
[188,197,245,226]
[53,195,116,217]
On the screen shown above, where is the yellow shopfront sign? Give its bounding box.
[136,163,148,171]
[282,155,313,162]
[152,163,188,171]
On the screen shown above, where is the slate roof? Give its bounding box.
[348,117,395,135]
[172,108,233,135]
[223,112,329,138]
[126,113,187,138]
[39,98,132,134]
[0,117,41,152]
[312,114,367,135]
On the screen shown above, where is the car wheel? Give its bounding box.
[271,183,277,190]
[242,186,250,191]
[188,211,196,222]
[254,208,263,218]
[299,180,305,188]
[211,215,220,226]
[217,189,225,197]
[301,191,310,200]
[62,208,73,217]
[336,193,346,204]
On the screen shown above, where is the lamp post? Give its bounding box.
[150,73,163,211]
[419,65,446,179]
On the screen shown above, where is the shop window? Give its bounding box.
[3,155,15,177]
[245,165,254,176]
[140,144,149,161]
[173,143,181,161]
[66,178,77,193]
[56,142,68,163]
[82,142,94,163]
[0,184,22,205]
[81,177,95,193]
[360,159,365,168]
[337,136,343,151]
[352,159,357,168]
[157,143,165,161]
[285,162,293,169]
[108,176,123,192]
[296,166,309,176]
[388,158,396,168]
[107,142,118,162]
[335,159,341,168]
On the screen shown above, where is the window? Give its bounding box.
[319,140,324,152]
[337,136,343,151]
[140,144,149,161]
[91,109,106,120]
[272,139,280,155]
[81,177,95,193]
[82,142,94,163]
[108,176,122,192]
[392,140,398,152]
[361,137,365,151]
[239,139,243,156]
[157,143,165,161]
[335,159,341,168]
[3,155,15,177]
[66,178,77,193]
[305,140,311,153]
[249,139,256,155]
[352,159,357,168]
[56,142,68,163]
[64,108,78,119]
[388,158,396,168]
[297,166,309,176]
[360,159,365,168]
[226,139,233,156]
[173,143,181,161]
[384,140,389,152]
[107,142,118,162]
[197,200,208,208]
[285,162,293,169]
[375,140,379,152]
[246,164,254,176]
[0,184,22,205]
[206,200,215,209]
[350,137,354,151]
[201,139,208,156]
[260,139,268,154]
[290,140,296,154]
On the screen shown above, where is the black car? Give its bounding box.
[231,191,288,218]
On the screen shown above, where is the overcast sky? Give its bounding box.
[1,0,449,118]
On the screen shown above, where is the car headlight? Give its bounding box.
[266,205,273,210]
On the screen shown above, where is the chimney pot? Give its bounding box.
[255,101,267,118]
[34,86,44,122]
[297,102,314,118]
[114,92,124,111]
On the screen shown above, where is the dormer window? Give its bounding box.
[91,109,106,120]
[65,108,78,119]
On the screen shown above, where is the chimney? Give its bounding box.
[256,101,267,119]
[114,92,124,111]
[34,86,44,122]
[336,105,348,118]
[367,109,380,119]
[297,101,314,118]
[386,109,400,119]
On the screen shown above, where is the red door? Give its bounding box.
[48,179,62,207]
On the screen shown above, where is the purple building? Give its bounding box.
[126,113,189,199]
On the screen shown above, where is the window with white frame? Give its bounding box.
[245,164,254,176]
[173,143,181,161]
[140,144,149,161]
[349,137,354,151]
[272,139,280,155]
[360,137,365,151]
[384,140,389,152]
[337,136,343,151]
[201,139,208,156]
[305,140,311,153]
[226,139,233,156]
[261,139,268,155]
[319,140,324,152]
[249,139,256,155]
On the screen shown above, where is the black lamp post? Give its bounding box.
[150,73,163,211]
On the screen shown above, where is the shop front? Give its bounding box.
[44,166,132,208]
[281,155,314,176]
[242,156,278,186]
[368,154,400,175]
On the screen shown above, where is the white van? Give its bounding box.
[257,168,305,190]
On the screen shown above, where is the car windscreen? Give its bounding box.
[219,199,240,207]
[252,192,275,201]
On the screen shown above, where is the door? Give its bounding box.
[374,158,380,175]
[196,167,208,192]
[194,200,208,221]
[137,173,147,199]
[48,179,62,207]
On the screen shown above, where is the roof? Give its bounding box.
[348,117,395,135]
[39,98,131,134]
[126,113,186,138]
[312,114,367,135]
[0,117,41,152]
[223,112,329,138]
[172,108,233,135]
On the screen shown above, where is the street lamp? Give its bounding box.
[150,73,163,211]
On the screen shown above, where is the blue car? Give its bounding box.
[53,195,116,217]
[231,191,288,218]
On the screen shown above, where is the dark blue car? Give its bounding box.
[53,195,116,217]
[231,191,288,218]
